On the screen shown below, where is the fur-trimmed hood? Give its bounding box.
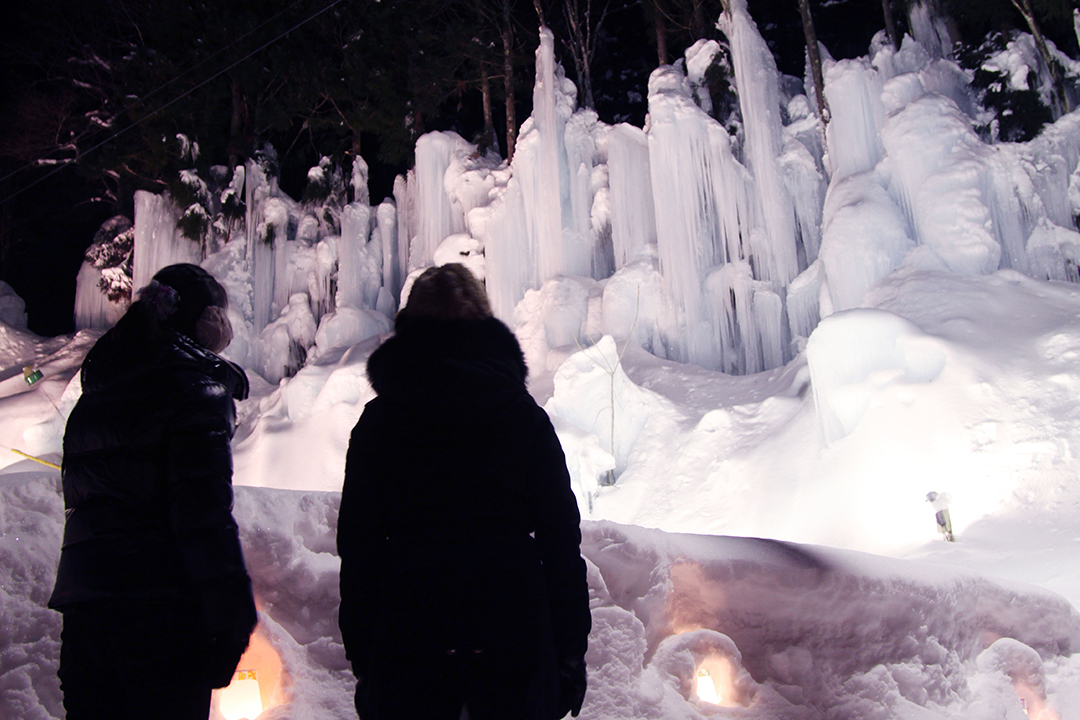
[366,315,528,400]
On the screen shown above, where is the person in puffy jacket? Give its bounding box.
[337,263,591,720]
[49,263,256,720]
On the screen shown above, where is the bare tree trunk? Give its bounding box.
[654,3,668,65]
[533,0,547,26]
[798,0,830,124]
[881,0,900,51]
[228,79,245,169]
[564,0,597,109]
[691,0,706,39]
[502,0,518,161]
[481,73,495,140]
[1010,0,1070,115]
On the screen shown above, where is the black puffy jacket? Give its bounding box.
[337,315,591,710]
[49,318,255,684]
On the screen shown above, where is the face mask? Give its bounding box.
[195,305,234,353]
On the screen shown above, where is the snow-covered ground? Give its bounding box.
[5,259,1080,719]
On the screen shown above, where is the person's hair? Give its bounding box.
[146,263,227,338]
[399,264,491,321]
[115,263,229,347]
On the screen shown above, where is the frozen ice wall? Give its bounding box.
[124,151,396,384]
[73,265,125,330]
[645,51,801,374]
[114,6,1080,388]
[132,190,201,292]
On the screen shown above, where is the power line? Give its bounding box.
[0,0,346,207]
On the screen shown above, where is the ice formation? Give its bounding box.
[73,4,1079,409]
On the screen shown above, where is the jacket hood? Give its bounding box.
[82,325,249,401]
[366,315,527,399]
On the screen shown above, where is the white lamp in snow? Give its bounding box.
[213,624,289,720]
[218,669,264,720]
[695,667,721,704]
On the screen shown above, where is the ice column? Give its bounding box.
[132,190,200,292]
[824,58,885,181]
[720,0,799,286]
[376,200,400,300]
[74,264,125,330]
[907,1,952,60]
[393,171,416,278]
[245,158,275,331]
[351,153,370,206]
[484,27,599,321]
[564,109,603,278]
[412,132,470,270]
[533,27,569,282]
[338,203,372,310]
[647,66,722,367]
[484,178,535,321]
[607,124,656,268]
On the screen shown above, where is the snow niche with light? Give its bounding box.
[649,627,756,709]
[211,621,290,720]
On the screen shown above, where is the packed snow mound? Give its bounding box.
[3,470,1080,720]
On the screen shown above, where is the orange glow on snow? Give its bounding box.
[214,626,290,720]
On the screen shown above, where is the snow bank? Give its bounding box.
[4,470,1080,720]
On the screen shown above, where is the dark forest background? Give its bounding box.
[1,0,1076,335]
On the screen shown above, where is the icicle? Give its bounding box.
[393,172,415,280]
[607,124,656,269]
[754,285,785,371]
[352,154,369,207]
[376,200,399,301]
[647,65,722,368]
[720,0,800,286]
[907,1,952,61]
[338,203,372,310]
[823,59,885,182]
[533,27,566,283]
[787,260,823,341]
[132,191,199,292]
[413,132,471,269]
[73,263,125,330]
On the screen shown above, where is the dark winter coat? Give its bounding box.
[49,315,256,687]
[337,315,591,717]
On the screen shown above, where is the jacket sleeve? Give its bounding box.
[165,376,256,687]
[525,402,592,665]
[337,408,378,665]
[165,378,247,584]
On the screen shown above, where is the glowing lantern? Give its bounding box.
[218,670,263,720]
[693,655,744,707]
[695,667,721,704]
[212,625,289,720]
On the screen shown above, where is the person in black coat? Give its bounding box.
[49,263,257,720]
[337,263,591,720]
